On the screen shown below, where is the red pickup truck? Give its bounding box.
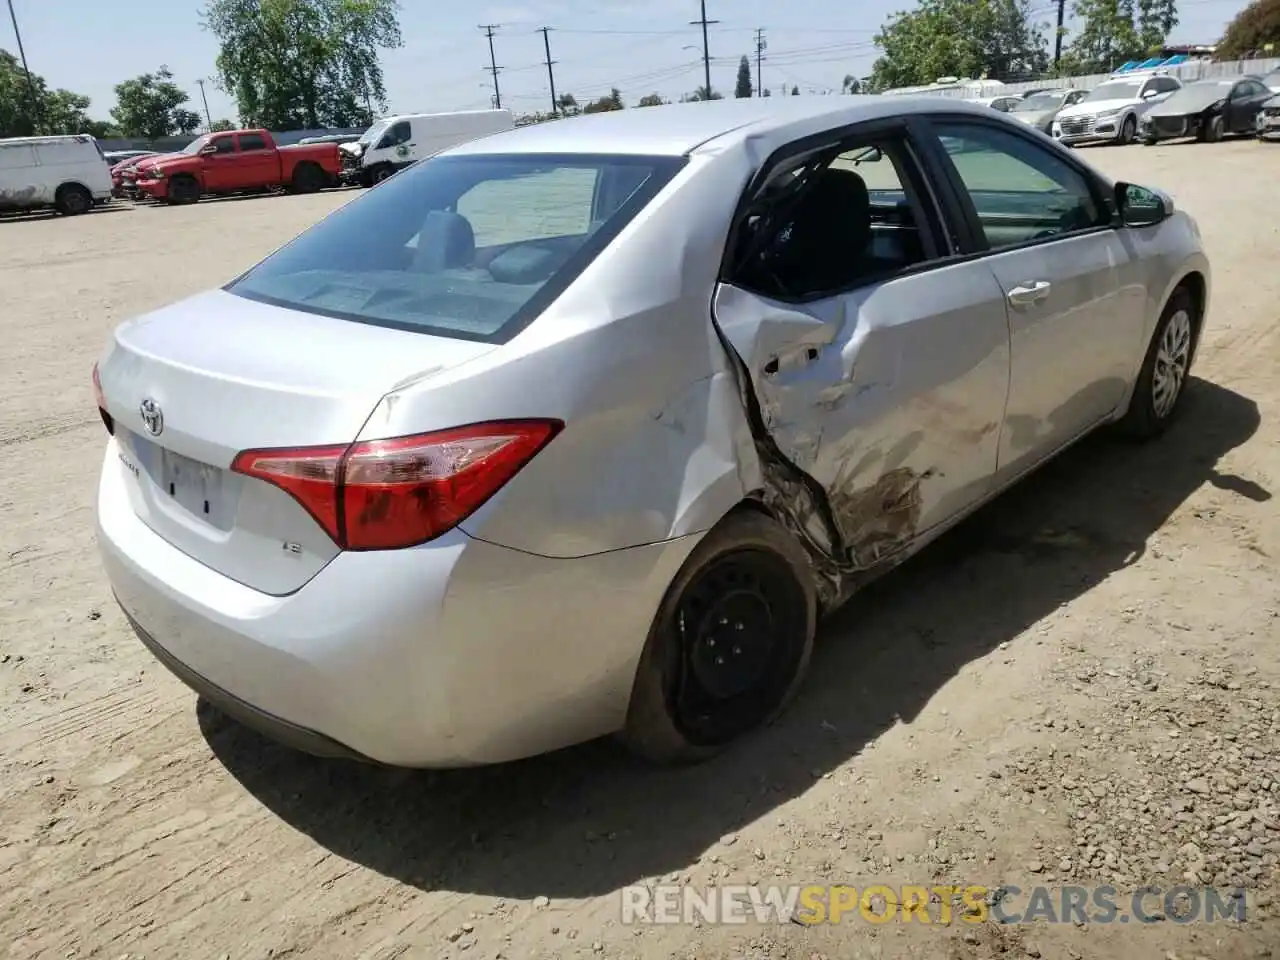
[132,129,342,204]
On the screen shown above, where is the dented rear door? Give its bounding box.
[712,260,1011,568]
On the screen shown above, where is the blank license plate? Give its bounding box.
[161,448,224,520]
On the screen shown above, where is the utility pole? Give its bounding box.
[6,0,42,132]
[539,26,558,117]
[1054,0,1066,66]
[479,24,502,109]
[754,27,766,97]
[195,78,213,130]
[690,0,719,100]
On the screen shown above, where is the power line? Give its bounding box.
[479,24,502,109]
[755,27,767,97]
[539,26,559,116]
[690,0,719,98]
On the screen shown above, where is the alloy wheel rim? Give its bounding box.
[1152,309,1192,418]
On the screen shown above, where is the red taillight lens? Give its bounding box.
[231,419,562,551]
[92,361,114,434]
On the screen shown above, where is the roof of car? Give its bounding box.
[442,95,996,158]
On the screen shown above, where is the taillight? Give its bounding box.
[92,362,114,435]
[231,419,562,550]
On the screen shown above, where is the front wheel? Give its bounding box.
[622,511,817,765]
[166,176,200,205]
[1118,114,1137,144]
[1206,115,1225,143]
[1118,288,1197,440]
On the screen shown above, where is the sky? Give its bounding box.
[3,0,1254,125]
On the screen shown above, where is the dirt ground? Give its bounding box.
[1,140,1279,960]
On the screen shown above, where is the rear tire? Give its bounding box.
[167,175,200,205]
[1118,288,1197,440]
[54,183,92,216]
[622,511,817,765]
[290,162,325,194]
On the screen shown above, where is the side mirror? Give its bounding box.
[199,144,218,156]
[1116,182,1173,227]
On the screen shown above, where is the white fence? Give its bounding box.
[879,57,1280,99]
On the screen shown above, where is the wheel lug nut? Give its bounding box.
[733,646,742,655]
[734,622,744,630]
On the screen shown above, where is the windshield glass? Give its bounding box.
[228,152,685,343]
[1014,92,1064,111]
[1085,81,1142,102]
[182,135,211,155]
[358,120,389,147]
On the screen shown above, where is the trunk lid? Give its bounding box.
[98,288,496,594]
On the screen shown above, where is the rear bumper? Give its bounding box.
[97,440,698,767]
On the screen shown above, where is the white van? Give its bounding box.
[339,109,515,186]
[0,134,113,215]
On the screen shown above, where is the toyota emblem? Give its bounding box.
[139,397,164,436]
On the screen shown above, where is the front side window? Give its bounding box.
[376,121,411,150]
[211,137,235,155]
[227,153,684,342]
[934,120,1106,250]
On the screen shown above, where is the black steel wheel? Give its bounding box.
[623,511,816,764]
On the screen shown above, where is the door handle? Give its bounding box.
[1007,280,1051,306]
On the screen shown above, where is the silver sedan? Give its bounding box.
[93,96,1210,768]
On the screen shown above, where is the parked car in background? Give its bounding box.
[1141,76,1274,144]
[1259,71,1280,141]
[339,109,515,186]
[116,153,181,199]
[93,97,1210,768]
[298,133,364,146]
[1053,72,1181,145]
[104,149,159,166]
[0,134,111,215]
[1010,88,1091,133]
[132,129,342,204]
[965,95,1023,113]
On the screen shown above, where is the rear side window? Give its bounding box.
[0,145,38,169]
[239,133,268,151]
[227,152,685,343]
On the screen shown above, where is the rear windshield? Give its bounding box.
[228,152,684,343]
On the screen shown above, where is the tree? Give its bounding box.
[556,92,580,116]
[209,118,236,131]
[203,0,402,130]
[1215,0,1280,59]
[111,67,193,139]
[791,85,800,95]
[1,48,105,138]
[582,88,624,113]
[681,85,722,101]
[842,74,863,94]
[1058,0,1142,73]
[173,109,204,134]
[870,0,1049,89]
[735,55,753,98]
[1137,0,1179,52]
[636,93,667,107]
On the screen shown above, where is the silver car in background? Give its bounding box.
[1011,88,1091,133]
[94,97,1211,769]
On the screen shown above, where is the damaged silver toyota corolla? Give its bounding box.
[93,96,1210,768]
